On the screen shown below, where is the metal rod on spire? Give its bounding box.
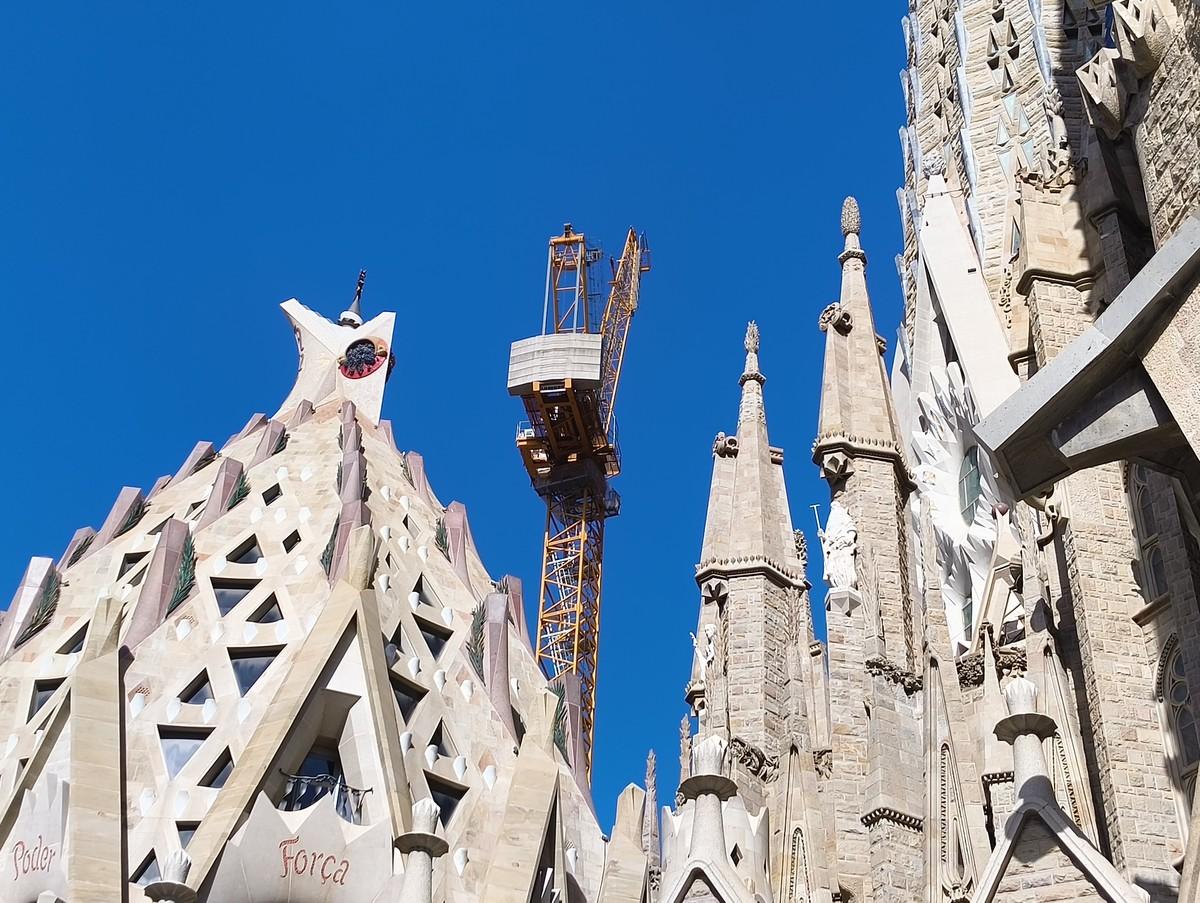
[338,269,367,327]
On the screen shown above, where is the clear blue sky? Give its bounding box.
[0,4,906,829]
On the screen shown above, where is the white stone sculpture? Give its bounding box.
[911,363,1000,648]
[819,501,858,590]
[690,623,718,682]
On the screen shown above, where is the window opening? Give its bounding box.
[282,530,301,553]
[28,679,64,720]
[391,675,426,722]
[159,728,210,779]
[228,648,280,695]
[227,537,263,565]
[262,484,282,506]
[211,578,258,617]
[249,595,284,623]
[201,749,234,788]
[958,447,982,521]
[180,672,214,706]
[426,775,466,826]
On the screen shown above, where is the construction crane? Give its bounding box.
[506,224,649,772]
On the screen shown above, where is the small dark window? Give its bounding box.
[201,749,234,788]
[391,675,426,722]
[425,775,466,826]
[133,853,161,886]
[59,627,87,655]
[416,618,451,659]
[119,552,148,578]
[227,537,263,565]
[29,678,64,720]
[229,648,280,695]
[211,579,258,616]
[177,822,199,848]
[249,595,284,624]
[262,484,282,506]
[428,722,455,758]
[159,729,211,779]
[282,531,301,553]
[411,576,438,608]
[180,672,214,706]
[147,518,171,536]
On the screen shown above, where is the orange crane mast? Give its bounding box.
[506,224,649,771]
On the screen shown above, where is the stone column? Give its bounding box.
[677,737,737,865]
[396,799,449,903]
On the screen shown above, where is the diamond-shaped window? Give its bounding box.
[227,537,263,565]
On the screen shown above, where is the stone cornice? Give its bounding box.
[812,432,912,484]
[694,555,807,589]
[861,807,923,832]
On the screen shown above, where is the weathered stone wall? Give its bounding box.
[993,817,1106,901]
[1137,22,1200,244]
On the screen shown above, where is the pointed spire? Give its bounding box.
[642,749,661,869]
[700,323,793,568]
[814,198,907,484]
[738,320,765,427]
[339,268,366,327]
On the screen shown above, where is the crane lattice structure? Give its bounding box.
[506,224,649,771]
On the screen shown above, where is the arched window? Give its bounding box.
[1158,637,1199,839]
[958,447,982,521]
[1128,465,1168,600]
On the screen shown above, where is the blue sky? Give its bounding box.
[0,4,906,828]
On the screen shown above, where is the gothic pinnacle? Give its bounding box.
[740,320,764,386]
[839,197,867,267]
[840,196,861,237]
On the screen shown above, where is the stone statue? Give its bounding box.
[690,623,718,681]
[819,501,858,590]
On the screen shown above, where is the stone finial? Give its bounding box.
[744,321,760,354]
[922,152,947,178]
[144,849,197,902]
[691,735,727,777]
[412,797,441,834]
[1004,675,1038,716]
[840,197,862,236]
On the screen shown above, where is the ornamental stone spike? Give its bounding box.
[691,735,727,777]
[841,196,861,236]
[144,849,197,902]
[994,676,1058,803]
[397,798,450,903]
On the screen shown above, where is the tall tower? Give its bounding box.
[814,198,926,901]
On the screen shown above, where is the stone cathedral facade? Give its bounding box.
[3,2,1200,903]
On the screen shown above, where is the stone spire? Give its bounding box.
[690,323,806,796]
[699,323,794,570]
[813,198,906,486]
[641,749,661,870]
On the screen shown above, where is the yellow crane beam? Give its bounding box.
[507,224,649,772]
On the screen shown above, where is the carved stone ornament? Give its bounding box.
[744,320,760,354]
[701,579,728,607]
[819,450,855,483]
[730,736,781,782]
[865,655,923,694]
[813,748,833,779]
[1112,0,1172,79]
[956,651,985,687]
[841,196,862,236]
[1028,483,1067,547]
[1077,48,1134,140]
[819,501,858,591]
[712,432,739,458]
[911,363,1000,648]
[819,303,853,335]
[923,151,947,178]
